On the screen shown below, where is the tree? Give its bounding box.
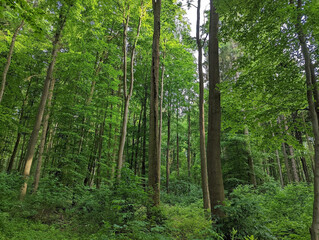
[207,0,225,218]
[196,0,210,211]
[148,0,162,206]
[20,9,67,199]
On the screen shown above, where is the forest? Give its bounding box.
[0,0,319,239]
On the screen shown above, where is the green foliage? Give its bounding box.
[164,202,223,240]
[220,181,313,240]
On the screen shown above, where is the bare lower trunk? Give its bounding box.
[0,20,24,104]
[148,0,162,206]
[207,0,225,219]
[20,17,65,199]
[33,77,56,193]
[197,0,210,210]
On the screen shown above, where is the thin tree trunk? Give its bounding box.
[117,6,142,179]
[187,109,191,178]
[20,16,66,199]
[176,113,180,177]
[142,84,147,188]
[158,51,165,172]
[7,76,34,172]
[33,77,56,193]
[148,0,162,206]
[244,128,257,187]
[275,149,284,187]
[283,116,299,182]
[166,109,171,194]
[207,0,225,218]
[302,112,315,172]
[0,20,24,104]
[282,143,292,183]
[196,0,210,210]
[295,125,311,183]
[134,106,143,175]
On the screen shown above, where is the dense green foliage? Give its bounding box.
[0,0,318,239]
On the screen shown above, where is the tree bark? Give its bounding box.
[207,0,225,219]
[0,20,24,104]
[33,77,56,193]
[20,15,66,199]
[148,0,162,206]
[196,0,210,210]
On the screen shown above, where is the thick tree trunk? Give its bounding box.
[33,77,56,193]
[207,0,225,219]
[20,17,65,199]
[148,0,162,206]
[196,0,210,210]
[0,20,24,104]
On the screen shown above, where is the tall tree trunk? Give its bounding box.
[95,112,106,188]
[33,77,56,193]
[176,113,180,177]
[158,51,165,173]
[20,16,66,199]
[166,109,171,194]
[142,84,147,188]
[207,0,225,218]
[0,20,24,104]
[117,6,142,179]
[293,0,319,237]
[196,0,210,210]
[148,0,162,206]
[187,109,191,178]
